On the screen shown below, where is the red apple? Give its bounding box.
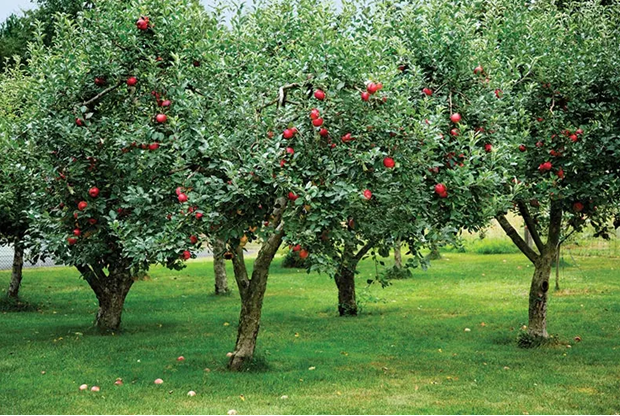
[484,143,492,153]
[367,82,378,94]
[149,142,159,151]
[267,131,274,138]
[473,65,484,75]
[292,244,301,252]
[299,249,309,259]
[287,191,299,201]
[557,168,565,179]
[383,157,395,168]
[341,133,353,143]
[178,193,188,203]
[160,100,171,107]
[176,187,183,196]
[75,118,84,126]
[494,89,503,98]
[538,161,552,172]
[361,91,370,101]
[136,17,149,30]
[312,118,324,127]
[283,129,294,139]
[189,235,198,244]
[181,251,191,260]
[177,356,185,361]
[286,147,294,155]
[314,89,325,100]
[309,109,320,120]
[195,212,203,219]
[450,128,459,137]
[88,218,97,225]
[575,128,584,135]
[73,229,81,237]
[570,134,578,143]
[450,113,462,123]
[88,187,99,198]
[434,183,447,195]
[363,189,372,200]
[78,201,88,211]
[67,237,77,245]
[155,114,167,123]
[422,88,433,96]
[127,77,138,86]
[573,202,584,212]
[319,128,329,137]
[94,77,106,86]
[519,144,526,152]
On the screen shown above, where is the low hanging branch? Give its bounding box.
[80,81,123,108]
[517,201,544,254]
[496,214,540,264]
[256,83,301,113]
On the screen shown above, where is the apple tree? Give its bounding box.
[185,0,504,370]
[395,0,620,342]
[0,66,41,300]
[480,0,620,342]
[17,0,225,331]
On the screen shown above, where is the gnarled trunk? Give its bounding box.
[77,263,134,333]
[334,265,357,316]
[213,239,229,295]
[228,197,286,371]
[333,240,374,317]
[7,244,24,300]
[497,200,563,343]
[528,254,553,338]
[394,240,402,269]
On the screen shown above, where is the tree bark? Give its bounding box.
[7,244,24,300]
[334,264,357,316]
[77,263,134,333]
[497,201,563,341]
[333,240,374,317]
[228,197,287,371]
[394,240,402,269]
[213,239,229,295]
[526,201,562,339]
[528,254,553,338]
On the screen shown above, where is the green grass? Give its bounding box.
[1,252,620,414]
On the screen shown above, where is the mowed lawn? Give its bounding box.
[1,252,620,415]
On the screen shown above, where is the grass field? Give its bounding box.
[1,251,620,414]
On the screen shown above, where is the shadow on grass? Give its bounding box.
[0,297,40,312]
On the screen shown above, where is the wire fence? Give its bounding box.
[0,245,57,270]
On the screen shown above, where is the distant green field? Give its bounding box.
[1,252,619,414]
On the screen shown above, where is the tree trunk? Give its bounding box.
[528,254,553,338]
[213,239,229,295]
[228,197,287,371]
[77,263,134,333]
[394,240,402,269]
[7,244,24,300]
[428,243,441,260]
[527,201,562,340]
[334,265,357,316]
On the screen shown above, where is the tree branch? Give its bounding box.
[548,200,563,250]
[231,244,250,298]
[81,82,123,108]
[354,240,375,262]
[496,214,540,263]
[517,201,544,254]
